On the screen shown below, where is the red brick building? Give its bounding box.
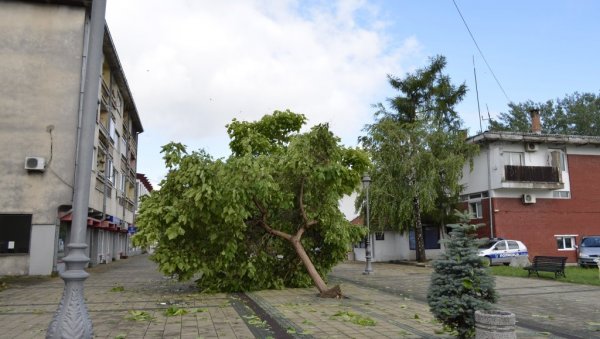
[460,115,600,263]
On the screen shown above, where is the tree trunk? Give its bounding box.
[413,196,427,262]
[289,237,341,298]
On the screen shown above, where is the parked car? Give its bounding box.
[577,235,600,267]
[478,238,528,266]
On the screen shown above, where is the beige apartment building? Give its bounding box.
[0,0,143,275]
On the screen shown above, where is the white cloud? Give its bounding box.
[106,0,422,155]
[105,0,423,189]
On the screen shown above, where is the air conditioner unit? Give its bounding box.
[525,142,538,152]
[25,157,45,171]
[522,193,536,204]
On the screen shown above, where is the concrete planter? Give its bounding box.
[475,310,516,339]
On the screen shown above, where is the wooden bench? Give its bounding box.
[524,256,567,278]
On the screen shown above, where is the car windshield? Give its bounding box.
[581,237,600,247]
[478,241,496,249]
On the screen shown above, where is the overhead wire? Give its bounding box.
[452,0,511,103]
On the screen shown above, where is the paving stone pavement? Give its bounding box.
[329,262,600,339]
[0,255,597,338]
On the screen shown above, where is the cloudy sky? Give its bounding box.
[105,0,600,218]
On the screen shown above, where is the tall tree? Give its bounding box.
[489,92,600,136]
[360,55,477,262]
[134,110,369,297]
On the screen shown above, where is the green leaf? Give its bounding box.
[126,310,155,322]
[110,285,125,292]
[164,306,188,316]
[331,311,376,326]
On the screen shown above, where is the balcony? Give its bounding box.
[502,165,564,189]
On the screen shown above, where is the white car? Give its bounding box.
[478,238,528,266]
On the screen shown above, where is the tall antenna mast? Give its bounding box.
[473,55,483,133]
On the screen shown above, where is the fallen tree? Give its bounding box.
[134,110,370,297]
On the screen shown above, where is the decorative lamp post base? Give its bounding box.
[46,243,93,339]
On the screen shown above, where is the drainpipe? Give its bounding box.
[487,143,494,238]
[52,215,60,275]
[47,1,106,338]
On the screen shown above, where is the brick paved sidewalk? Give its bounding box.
[329,261,600,339]
[1,255,592,338]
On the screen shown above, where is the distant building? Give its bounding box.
[136,173,154,205]
[0,0,143,275]
[351,110,600,264]
[460,110,600,263]
[351,216,446,262]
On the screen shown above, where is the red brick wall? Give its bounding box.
[491,154,600,263]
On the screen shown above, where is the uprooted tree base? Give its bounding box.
[319,284,342,298]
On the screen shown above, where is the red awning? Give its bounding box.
[60,213,105,228]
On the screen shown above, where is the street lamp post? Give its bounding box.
[362,173,373,275]
[47,1,106,338]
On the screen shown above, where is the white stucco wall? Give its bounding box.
[29,224,57,275]
[0,255,29,275]
[0,2,85,220]
[354,231,445,262]
[461,144,491,194]
[0,2,86,275]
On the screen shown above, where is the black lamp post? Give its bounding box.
[362,173,373,275]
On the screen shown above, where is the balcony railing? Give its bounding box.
[504,165,560,183]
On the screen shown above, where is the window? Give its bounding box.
[115,171,121,192]
[507,241,519,250]
[556,235,576,250]
[469,201,483,219]
[0,214,32,254]
[115,132,121,156]
[356,236,367,248]
[503,152,524,166]
[460,191,488,202]
[553,191,570,198]
[409,225,441,250]
[375,232,384,241]
[106,159,114,184]
[120,171,127,192]
[109,116,116,142]
[494,241,507,251]
[549,150,567,172]
[120,136,127,157]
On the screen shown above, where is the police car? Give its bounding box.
[478,238,528,266]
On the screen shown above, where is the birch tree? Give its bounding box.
[360,56,477,262]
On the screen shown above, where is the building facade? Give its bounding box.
[460,113,600,263]
[0,0,143,275]
[351,216,446,262]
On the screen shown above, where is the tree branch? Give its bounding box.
[298,178,318,233]
[253,197,292,240]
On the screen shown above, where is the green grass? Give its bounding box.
[490,265,600,286]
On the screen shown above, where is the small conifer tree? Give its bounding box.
[427,210,497,338]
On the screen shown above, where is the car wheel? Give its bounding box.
[484,257,492,267]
